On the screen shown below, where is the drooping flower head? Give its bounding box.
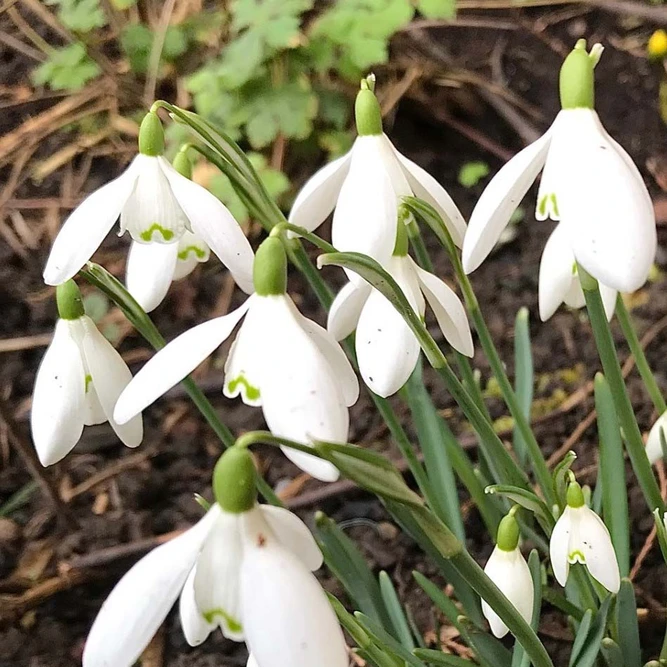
[31,280,143,466]
[328,212,473,397]
[114,237,359,481]
[549,479,620,593]
[481,511,534,638]
[646,411,667,465]
[289,75,466,283]
[83,447,348,667]
[43,111,254,304]
[463,40,656,309]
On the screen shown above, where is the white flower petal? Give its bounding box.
[332,136,398,284]
[256,296,345,481]
[194,511,245,641]
[411,259,474,357]
[82,383,106,426]
[247,655,259,667]
[160,158,255,294]
[114,300,250,424]
[538,224,577,322]
[327,282,370,341]
[43,160,138,285]
[173,231,210,281]
[291,304,359,407]
[599,284,618,322]
[575,505,621,593]
[376,135,412,196]
[463,129,552,274]
[179,566,215,647]
[555,109,656,292]
[288,151,352,232]
[393,147,467,247]
[260,505,323,571]
[646,411,667,464]
[30,320,86,466]
[126,241,179,313]
[81,317,143,448]
[83,506,221,667]
[223,299,266,407]
[549,506,573,587]
[120,155,188,242]
[240,542,348,667]
[355,257,422,397]
[482,547,534,639]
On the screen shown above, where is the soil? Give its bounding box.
[2,5,667,667]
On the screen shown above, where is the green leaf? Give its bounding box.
[231,0,312,48]
[414,650,475,666]
[404,360,465,539]
[485,485,554,532]
[569,595,611,667]
[614,579,641,667]
[599,638,624,667]
[245,81,318,147]
[379,571,415,650]
[512,550,542,667]
[416,0,456,18]
[163,26,189,60]
[32,43,101,91]
[310,0,414,76]
[413,571,465,633]
[458,161,490,188]
[315,513,392,629]
[355,612,426,667]
[46,0,106,32]
[594,373,630,576]
[120,24,153,73]
[459,616,512,667]
[512,308,533,466]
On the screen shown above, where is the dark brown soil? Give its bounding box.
[2,5,667,667]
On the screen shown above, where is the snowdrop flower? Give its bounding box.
[645,411,667,464]
[539,223,617,321]
[289,75,466,283]
[43,112,254,300]
[83,448,349,667]
[115,237,359,481]
[550,480,620,593]
[125,151,214,312]
[463,40,656,295]
[481,512,534,638]
[31,280,142,466]
[328,219,473,397]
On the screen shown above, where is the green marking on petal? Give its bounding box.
[572,262,578,276]
[550,193,559,218]
[538,194,548,218]
[178,245,207,261]
[227,375,261,402]
[202,607,243,633]
[84,374,93,393]
[139,224,175,242]
[568,549,585,563]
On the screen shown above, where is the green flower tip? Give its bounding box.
[496,513,520,552]
[355,74,382,136]
[212,446,257,513]
[559,39,603,110]
[172,149,193,179]
[253,237,287,296]
[138,111,165,157]
[566,480,586,508]
[56,280,85,320]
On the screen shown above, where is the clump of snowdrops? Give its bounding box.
[32,40,667,667]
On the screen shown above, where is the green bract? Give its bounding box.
[254,237,288,296]
[212,446,258,513]
[56,279,85,320]
[138,111,165,157]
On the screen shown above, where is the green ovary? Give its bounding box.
[227,375,260,402]
[84,374,93,392]
[202,607,243,633]
[139,223,175,242]
[178,245,207,261]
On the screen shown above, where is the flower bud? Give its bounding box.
[56,279,85,320]
[138,111,165,157]
[213,446,257,513]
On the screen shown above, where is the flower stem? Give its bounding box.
[615,295,666,414]
[579,267,664,513]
